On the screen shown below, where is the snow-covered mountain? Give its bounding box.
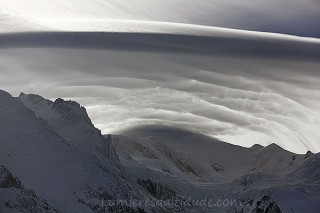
[19,92,118,160]
[0,164,57,212]
[1,90,131,212]
[111,125,320,212]
[1,90,320,212]
[1,1,319,212]
[1,90,178,212]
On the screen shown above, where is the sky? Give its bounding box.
[0,0,320,37]
[0,1,320,153]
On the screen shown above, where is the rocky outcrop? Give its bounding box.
[0,164,57,212]
[236,195,282,213]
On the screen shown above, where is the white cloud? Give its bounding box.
[1,0,320,37]
[0,19,319,154]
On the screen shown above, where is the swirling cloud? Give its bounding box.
[0,30,319,154]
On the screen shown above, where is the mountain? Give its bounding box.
[1,90,320,212]
[110,125,320,212]
[1,90,172,212]
[0,163,60,212]
[0,90,131,212]
[19,92,118,160]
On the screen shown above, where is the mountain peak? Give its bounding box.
[20,94,95,136]
[19,93,116,160]
[18,92,26,97]
[54,97,79,106]
[53,98,83,114]
[0,89,12,99]
[19,92,52,104]
[250,144,264,150]
[52,97,93,126]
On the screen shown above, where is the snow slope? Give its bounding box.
[0,164,57,212]
[111,125,320,212]
[16,91,193,213]
[19,92,117,160]
[0,90,160,212]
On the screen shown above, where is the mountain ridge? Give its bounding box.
[1,90,319,212]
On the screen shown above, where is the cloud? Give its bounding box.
[1,0,320,37]
[0,26,320,154]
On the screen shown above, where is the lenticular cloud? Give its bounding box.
[0,33,319,154]
[0,0,320,154]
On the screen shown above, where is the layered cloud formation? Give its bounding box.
[0,26,319,153]
[0,1,320,153]
[0,0,320,37]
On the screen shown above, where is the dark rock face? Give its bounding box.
[0,165,21,188]
[305,151,313,159]
[52,98,93,126]
[236,195,282,213]
[0,164,58,212]
[137,179,176,200]
[253,196,282,213]
[211,163,225,172]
